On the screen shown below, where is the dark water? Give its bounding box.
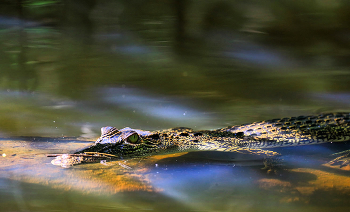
[1,1,350,211]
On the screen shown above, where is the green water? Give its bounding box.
[1,0,350,211]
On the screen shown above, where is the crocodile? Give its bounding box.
[49,112,350,168]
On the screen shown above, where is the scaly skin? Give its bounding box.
[50,112,350,167]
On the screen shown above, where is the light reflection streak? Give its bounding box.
[99,87,212,122]
[310,92,350,105]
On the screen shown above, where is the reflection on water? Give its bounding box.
[1,0,350,211]
[1,138,350,211]
[311,92,350,106]
[205,31,296,68]
[0,16,40,28]
[99,87,212,123]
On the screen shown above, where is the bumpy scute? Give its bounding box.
[50,113,350,167]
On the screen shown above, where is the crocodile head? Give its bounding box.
[51,126,215,167]
[75,126,206,159]
[50,125,280,167]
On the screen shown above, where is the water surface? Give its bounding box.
[1,1,350,211]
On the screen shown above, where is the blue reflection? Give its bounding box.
[147,164,260,202]
[222,43,293,67]
[146,143,343,204]
[99,87,211,121]
[95,32,162,58]
[0,178,11,190]
[111,45,152,55]
[95,33,123,40]
[225,49,285,66]
[310,92,350,105]
[277,144,335,167]
[204,31,295,67]
[0,16,38,28]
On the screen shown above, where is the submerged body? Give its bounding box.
[50,112,350,167]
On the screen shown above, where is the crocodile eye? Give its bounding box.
[127,134,139,143]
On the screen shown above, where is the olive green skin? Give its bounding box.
[51,112,350,167]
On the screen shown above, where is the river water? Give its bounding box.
[0,1,350,211]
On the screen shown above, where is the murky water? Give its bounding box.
[1,1,350,211]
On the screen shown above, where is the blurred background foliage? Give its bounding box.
[0,0,350,136]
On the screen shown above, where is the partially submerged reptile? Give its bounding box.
[49,112,350,168]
